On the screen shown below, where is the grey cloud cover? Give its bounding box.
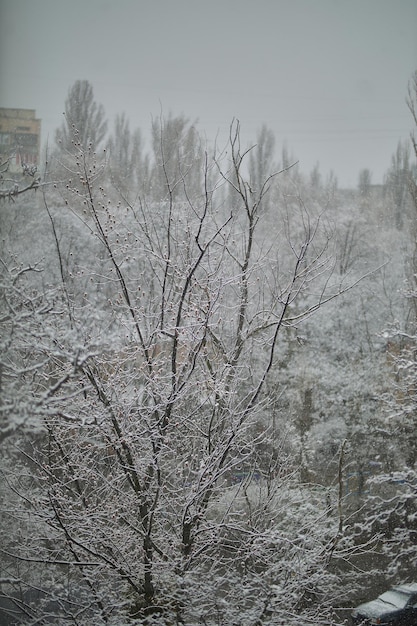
[1,0,416,186]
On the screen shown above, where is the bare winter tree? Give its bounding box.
[358,168,372,201]
[150,112,203,203]
[343,69,417,597]
[407,70,417,165]
[107,113,150,198]
[0,261,60,442]
[1,119,360,625]
[385,140,411,229]
[55,80,108,154]
[0,147,42,201]
[248,124,276,194]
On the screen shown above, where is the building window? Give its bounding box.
[16,133,38,146]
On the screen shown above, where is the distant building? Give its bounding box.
[0,108,41,174]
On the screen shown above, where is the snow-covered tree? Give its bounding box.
[107,113,149,198]
[150,113,203,204]
[342,69,417,591]
[55,80,108,154]
[385,140,412,230]
[0,119,359,625]
[0,138,42,202]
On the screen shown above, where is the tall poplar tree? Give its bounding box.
[55,80,108,154]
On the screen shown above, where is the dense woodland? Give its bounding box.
[0,75,417,625]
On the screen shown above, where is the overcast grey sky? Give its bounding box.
[1,0,416,187]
